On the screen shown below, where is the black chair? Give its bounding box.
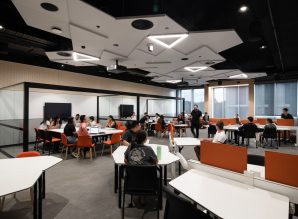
[261,127,279,148]
[34,128,43,151]
[44,131,61,155]
[121,165,162,219]
[239,126,259,147]
[208,125,217,138]
[163,186,212,219]
[247,154,265,166]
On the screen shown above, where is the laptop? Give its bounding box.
[90,127,99,134]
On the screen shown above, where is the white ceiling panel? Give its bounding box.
[54,59,96,67]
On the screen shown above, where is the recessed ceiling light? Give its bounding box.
[239,5,248,13]
[51,27,62,34]
[61,64,64,67]
[73,52,100,61]
[184,66,208,72]
[0,25,3,29]
[131,19,154,30]
[260,45,266,49]
[139,79,143,82]
[166,79,182,84]
[229,73,248,79]
[148,33,188,48]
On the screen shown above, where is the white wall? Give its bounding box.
[29,91,97,119]
[0,89,23,120]
[98,95,137,117]
[148,99,176,116]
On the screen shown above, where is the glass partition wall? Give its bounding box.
[0,83,24,157]
[0,82,183,156]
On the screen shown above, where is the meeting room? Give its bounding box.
[0,1,298,219]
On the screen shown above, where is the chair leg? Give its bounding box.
[0,196,5,211]
[77,148,80,160]
[93,147,96,158]
[122,192,125,219]
[110,145,113,157]
[101,144,105,156]
[90,148,93,160]
[65,147,68,160]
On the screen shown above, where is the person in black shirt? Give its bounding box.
[124,130,157,165]
[64,117,77,144]
[235,116,259,144]
[281,108,294,119]
[139,112,149,129]
[157,115,166,129]
[122,121,141,146]
[202,112,209,125]
[190,105,202,138]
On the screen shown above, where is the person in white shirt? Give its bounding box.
[74,114,80,127]
[89,116,97,126]
[194,120,227,160]
[39,117,51,130]
[130,112,136,120]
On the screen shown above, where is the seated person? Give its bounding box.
[139,112,149,129]
[122,121,141,146]
[60,118,68,130]
[106,115,117,128]
[154,113,160,122]
[194,120,227,160]
[157,115,167,130]
[177,114,185,124]
[235,113,241,125]
[130,112,136,120]
[64,117,78,157]
[202,112,209,125]
[260,118,277,144]
[281,107,293,119]
[74,114,80,127]
[50,116,61,129]
[39,117,51,130]
[235,116,259,144]
[77,115,90,136]
[89,116,97,126]
[124,130,158,165]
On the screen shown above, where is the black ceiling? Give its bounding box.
[1,0,298,88]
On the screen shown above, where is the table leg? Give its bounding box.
[38,176,43,219]
[296,129,298,147]
[163,165,168,185]
[42,171,45,199]
[178,146,183,175]
[118,165,122,208]
[33,182,38,219]
[114,164,118,193]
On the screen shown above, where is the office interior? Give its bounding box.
[0,1,298,219]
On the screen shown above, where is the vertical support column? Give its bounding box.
[176,90,179,116]
[137,96,140,121]
[23,83,29,152]
[182,98,185,115]
[96,96,99,123]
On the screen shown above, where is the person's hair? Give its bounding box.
[89,116,95,121]
[126,120,139,129]
[108,115,115,121]
[144,112,148,115]
[40,116,50,125]
[76,114,80,117]
[216,120,224,130]
[131,130,147,150]
[283,108,288,112]
[160,115,164,119]
[67,117,74,124]
[194,104,198,107]
[205,112,208,114]
[52,116,60,126]
[155,113,160,116]
[247,116,254,122]
[267,118,273,124]
[80,115,86,122]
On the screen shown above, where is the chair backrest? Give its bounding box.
[16,151,40,158]
[256,118,267,125]
[61,133,68,145]
[111,132,122,144]
[276,119,294,126]
[163,186,211,219]
[117,121,123,127]
[38,129,46,139]
[77,135,92,147]
[34,128,39,138]
[124,165,160,193]
[118,126,126,131]
[263,126,277,138]
[44,131,54,142]
[208,124,217,135]
[247,154,265,166]
[155,123,163,131]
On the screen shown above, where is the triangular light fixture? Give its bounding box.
[148,33,188,48]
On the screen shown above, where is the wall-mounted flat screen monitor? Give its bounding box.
[119,104,133,118]
[44,103,71,120]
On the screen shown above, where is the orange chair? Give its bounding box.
[117,121,123,128]
[155,123,164,137]
[16,151,40,158]
[118,126,127,132]
[101,132,122,156]
[77,135,96,160]
[256,118,267,125]
[276,119,294,126]
[43,131,61,155]
[61,134,76,160]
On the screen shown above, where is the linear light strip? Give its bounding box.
[73,52,100,61]
[184,66,208,72]
[148,33,188,48]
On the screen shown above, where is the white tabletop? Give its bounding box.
[174,137,200,146]
[173,124,188,127]
[0,156,62,197]
[112,144,179,165]
[170,169,289,219]
[247,164,265,178]
[50,127,123,136]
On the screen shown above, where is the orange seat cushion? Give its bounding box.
[103,140,112,145]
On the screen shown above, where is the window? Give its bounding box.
[255,82,297,116]
[213,85,249,118]
[180,88,205,114]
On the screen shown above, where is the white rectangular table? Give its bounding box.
[112,144,179,208]
[170,169,289,219]
[50,127,123,137]
[0,156,62,219]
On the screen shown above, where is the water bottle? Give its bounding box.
[157,145,162,160]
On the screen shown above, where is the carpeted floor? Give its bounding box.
[1,129,298,219]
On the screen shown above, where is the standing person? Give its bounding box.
[281,108,294,119]
[106,115,117,128]
[139,112,149,129]
[157,115,166,130]
[122,121,141,146]
[190,105,202,138]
